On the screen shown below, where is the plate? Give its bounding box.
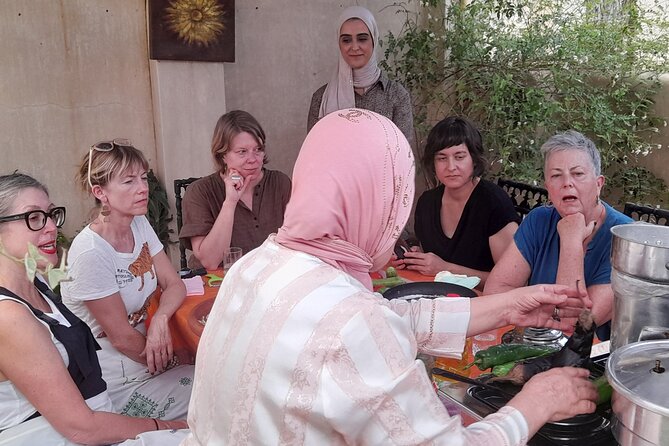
[187,298,214,337]
[382,281,477,300]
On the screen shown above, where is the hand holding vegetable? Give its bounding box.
[491,310,597,386]
[508,367,597,432]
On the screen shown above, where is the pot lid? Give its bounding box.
[610,223,669,249]
[523,327,566,345]
[607,340,669,416]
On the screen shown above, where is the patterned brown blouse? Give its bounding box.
[307,71,415,147]
[179,169,291,268]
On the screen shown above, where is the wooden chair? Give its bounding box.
[174,177,200,270]
[497,178,549,218]
[623,203,669,226]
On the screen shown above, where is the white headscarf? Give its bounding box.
[318,6,382,118]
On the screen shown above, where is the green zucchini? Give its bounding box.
[372,276,405,288]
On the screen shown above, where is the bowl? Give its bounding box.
[187,298,215,337]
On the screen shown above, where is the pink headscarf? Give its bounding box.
[276,109,415,289]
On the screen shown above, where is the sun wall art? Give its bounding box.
[149,0,235,62]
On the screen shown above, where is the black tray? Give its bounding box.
[382,281,477,300]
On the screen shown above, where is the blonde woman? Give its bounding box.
[61,141,194,420]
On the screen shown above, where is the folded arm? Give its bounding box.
[0,301,173,445]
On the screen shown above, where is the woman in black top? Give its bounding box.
[398,117,520,288]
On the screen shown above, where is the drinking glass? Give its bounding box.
[223,247,243,270]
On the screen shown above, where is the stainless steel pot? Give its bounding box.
[611,224,669,282]
[610,224,669,351]
[607,340,669,446]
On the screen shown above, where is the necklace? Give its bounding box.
[592,201,606,230]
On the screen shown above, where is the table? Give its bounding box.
[146,269,224,362]
[150,267,487,361]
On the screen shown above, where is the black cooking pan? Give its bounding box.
[382,281,477,300]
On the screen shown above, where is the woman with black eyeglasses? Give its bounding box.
[0,173,187,445]
[60,141,194,422]
[179,110,291,270]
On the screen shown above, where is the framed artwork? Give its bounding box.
[149,0,235,62]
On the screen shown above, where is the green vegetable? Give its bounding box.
[386,266,398,278]
[491,353,556,376]
[593,375,612,405]
[466,343,559,371]
[492,361,517,377]
[372,276,405,288]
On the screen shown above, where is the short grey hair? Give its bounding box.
[0,173,49,217]
[540,130,601,176]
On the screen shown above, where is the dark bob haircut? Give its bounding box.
[421,116,487,181]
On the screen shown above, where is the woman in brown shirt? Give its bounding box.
[179,111,291,270]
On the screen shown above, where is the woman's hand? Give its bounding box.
[222,169,245,203]
[502,284,591,332]
[222,169,260,202]
[557,212,596,244]
[155,418,189,431]
[390,245,421,269]
[508,367,597,432]
[141,314,174,374]
[399,251,447,276]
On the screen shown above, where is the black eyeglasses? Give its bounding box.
[87,138,132,188]
[0,207,66,231]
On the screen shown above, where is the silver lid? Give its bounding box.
[607,340,669,416]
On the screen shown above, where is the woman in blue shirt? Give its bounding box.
[485,130,632,339]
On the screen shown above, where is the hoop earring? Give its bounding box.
[101,203,111,223]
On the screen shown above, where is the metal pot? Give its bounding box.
[610,224,669,351]
[607,340,669,445]
[611,224,669,282]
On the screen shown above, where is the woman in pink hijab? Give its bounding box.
[183,109,596,446]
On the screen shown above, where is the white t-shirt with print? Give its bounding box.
[61,216,163,336]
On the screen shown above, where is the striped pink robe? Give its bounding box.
[182,238,529,445]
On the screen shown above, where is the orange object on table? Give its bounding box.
[147,269,224,360]
[434,326,512,379]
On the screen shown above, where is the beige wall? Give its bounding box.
[222,0,411,177]
[1,0,160,238]
[0,0,408,262]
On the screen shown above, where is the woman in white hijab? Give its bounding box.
[307,6,415,146]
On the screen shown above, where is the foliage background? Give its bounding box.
[381,0,669,205]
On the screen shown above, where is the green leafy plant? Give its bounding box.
[382,0,669,204]
[146,170,174,251]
